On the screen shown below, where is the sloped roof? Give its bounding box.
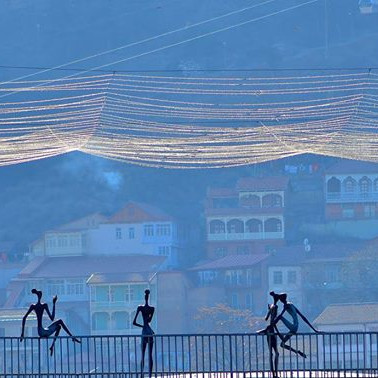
[87,271,157,284]
[190,254,269,271]
[18,255,166,279]
[236,176,289,191]
[325,159,378,175]
[0,308,36,322]
[314,303,378,325]
[107,201,173,223]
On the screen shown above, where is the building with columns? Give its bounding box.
[324,159,378,239]
[205,176,289,259]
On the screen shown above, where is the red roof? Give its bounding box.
[236,176,289,191]
[107,201,173,223]
[325,159,378,175]
[190,254,269,271]
[18,255,166,279]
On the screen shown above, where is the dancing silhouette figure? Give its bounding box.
[20,289,80,356]
[258,291,282,378]
[133,289,155,375]
[273,293,320,358]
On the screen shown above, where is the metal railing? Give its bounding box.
[2,332,378,377]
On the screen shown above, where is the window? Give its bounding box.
[344,177,356,193]
[158,246,170,256]
[214,247,227,257]
[128,227,135,239]
[273,271,283,285]
[245,293,253,309]
[47,280,65,296]
[156,224,171,236]
[0,328,5,337]
[236,245,249,255]
[342,205,355,218]
[116,228,122,240]
[364,205,376,218]
[67,279,84,295]
[125,286,134,302]
[231,293,239,308]
[209,220,225,234]
[144,224,154,237]
[288,271,297,284]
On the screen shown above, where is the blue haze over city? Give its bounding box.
[0,0,378,361]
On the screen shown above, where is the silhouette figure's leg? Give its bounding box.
[280,333,306,358]
[271,337,280,378]
[49,324,62,356]
[53,319,80,343]
[141,337,147,374]
[148,338,154,375]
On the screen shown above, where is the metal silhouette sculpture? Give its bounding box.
[133,289,155,375]
[257,291,281,378]
[20,289,80,356]
[273,292,320,358]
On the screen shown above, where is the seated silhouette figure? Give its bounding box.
[20,289,80,356]
[133,289,155,375]
[257,291,282,378]
[272,292,321,358]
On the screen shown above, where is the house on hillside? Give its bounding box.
[188,253,269,321]
[323,159,378,239]
[88,201,190,268]
[205,176,288,259]
[3,254,166,335]
[28,201,191,268]
[314,303,378,369]
[29,213,107,258]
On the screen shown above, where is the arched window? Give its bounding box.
[209,220,225,234]
[246,219,263,233]
[359,176,372,193]
[327,177,341,193]
[264,218,282,233]
[227,219,244,233]
[240,194,260,208]
[92,312,109,331]
[262,194,282,208]
[343,177,356,193]
[374,179,378,192]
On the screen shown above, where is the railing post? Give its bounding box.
[229,334,233,378]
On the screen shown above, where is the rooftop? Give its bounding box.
[18,255,166,279]
[107,201,173,223]
[314,303,378,325]
[325,159,378,175]
[190,254,269,271]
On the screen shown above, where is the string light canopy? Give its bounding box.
[0,70,377,168]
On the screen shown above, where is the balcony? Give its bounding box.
[90,300,141,311]
[2,332,378,377]
[208,231,284,241]
[326,192,378,203]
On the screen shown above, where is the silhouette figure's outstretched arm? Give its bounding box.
[20,305,34,341]
[264,305,272,322]
[295,306,321,333]
[133,307,143,328]
[44,296,57,321]
[273,308,286,325]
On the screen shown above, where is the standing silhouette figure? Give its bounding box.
[133,289,155,375]
[273,293,320,358]
[258,291,281,378]
[20,289,80,356]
